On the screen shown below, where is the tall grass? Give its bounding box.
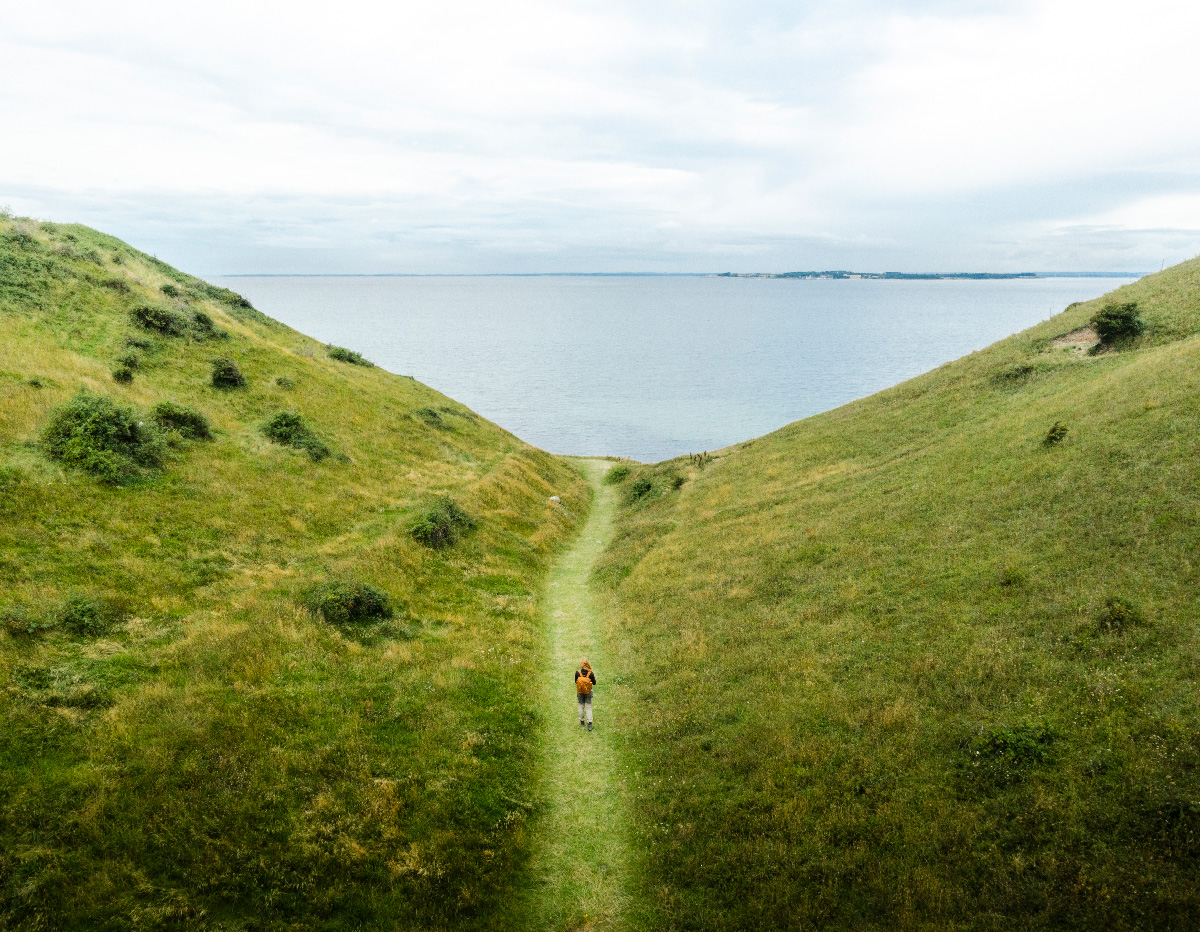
[0,217,590,930]
[597,258,1200,930]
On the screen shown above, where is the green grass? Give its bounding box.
[596,259,1200,930]
[0,217,590,930]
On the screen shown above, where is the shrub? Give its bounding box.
[670,473,686,490]
[57,595,125,637]
[261,411,331,461]
[132,304,189,337]
[153,402,212,440]
[413,407,444,427]
[210,356,246,389]
[300,580,395,626]
[116,350,141,370]
[124,334,154,351]
[1044,421,1068,446]
[111,365,134,384]
[275,376,295,389]
[1091,302,1146,343]
[1098,596,1145,633]
[410,496,477,549]
[328,345,374,367]
[965,722,1055,787]
[161,283,181,297]
[604,464,631,484]
[42,390,163,483]
[190,310,225,340]
[627,477,653,502]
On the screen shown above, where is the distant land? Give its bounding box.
[716,270,1141,280]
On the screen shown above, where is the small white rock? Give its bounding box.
[549,495,561,503]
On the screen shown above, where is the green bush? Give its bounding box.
[261,411,331,462]
[132,304,189,337]
[627,477,653,502]
[190,310,225,340]
[328,345,374,367]
[160,283,181,297]
[152,402,212,440]
[42,390,163,483]
[965,722,1055,787]
[604,464,631,484]
[410,496,477,549]
[116,351,141,370]
[210,356,246,389]
[1098,596,1145,633]
[57,595,125,637]
[1092,302,1146,343]
[670,473,686,490]
[300,580,395,626]
[111,365,134,384]
[275,376,295,389]
[413,407,444,427]
[124,334,154,351]
[1044,421,1068,446]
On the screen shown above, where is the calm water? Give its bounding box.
[218,275,1132,462]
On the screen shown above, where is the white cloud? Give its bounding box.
[1,0,1198,272]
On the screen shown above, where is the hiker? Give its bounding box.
[575,658,596,731]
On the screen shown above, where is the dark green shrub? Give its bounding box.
[965,722,1055,787]
[410,496,477,549]
[116,351,141,370]
[210,356,246,389]
[328,345,374,367]
[111,365,134,384]
[670,473,686,490]
[161,283,181,297]
[413,407,444,427]
[300,580,395,626]
[627,477,653,502]
[261,411,331,462]
[190,310,225,340]
[132,304,189,337]
[1098,596,1145,633]
[275,376,295,389]
[58,595,125,637]
[27,377,43,388]
[1044,421,1068,446]
[42,390,163,483]
[124,334,154,351]
[197,282,254,309]
[604,464,631,484]
[1091,302,1145,343]
[153,402,212,440]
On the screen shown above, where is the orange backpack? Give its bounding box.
[576,671,593,695]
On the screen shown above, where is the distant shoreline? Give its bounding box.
[217,271,1143,279]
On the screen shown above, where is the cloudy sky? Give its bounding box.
[3,0,1199,274]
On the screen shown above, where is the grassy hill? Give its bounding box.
[0,216,589,930]
[597,261,1200,930]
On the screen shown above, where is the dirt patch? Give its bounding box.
[1050,326,1100,356]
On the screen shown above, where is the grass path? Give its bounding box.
[520,458,636,932]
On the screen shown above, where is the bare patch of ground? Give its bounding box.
[1050,326,1100,356]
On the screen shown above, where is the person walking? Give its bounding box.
[575,658,596,731]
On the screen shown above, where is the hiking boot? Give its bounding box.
[580,720,585,727]
[587,722,593,731]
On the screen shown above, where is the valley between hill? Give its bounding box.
[3,212,1199,931]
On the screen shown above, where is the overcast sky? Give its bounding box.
[3,0,1199,274]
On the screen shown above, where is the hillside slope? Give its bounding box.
[0,216,589,930]
[598,260,1200,930]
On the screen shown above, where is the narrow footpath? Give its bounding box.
[522,459,635,932]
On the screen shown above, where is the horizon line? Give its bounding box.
[214,270,1147,279]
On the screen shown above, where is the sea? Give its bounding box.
[216,275,1135,463]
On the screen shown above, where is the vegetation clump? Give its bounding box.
[1,605,54,638]
[275,375,295,389]
[261,411,331,461]
[57,594,125,637]
[1044,420,1068,446]
[410,496,477,549]
[190,310,225,340]
[1097,596,1145,633]
[152,402,212,440]
[413,407,445,427]
[42,390,163,483]
[300,579,395,626]
[210,356,246,389]
[965,722,1055,787]
[1092,302,1146,344]
[604,464,631,484]
[328,344,374,367]
[627,476,653,502]
[131,304,189,337]
[161,283,181,298]
[111,364,134,384]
